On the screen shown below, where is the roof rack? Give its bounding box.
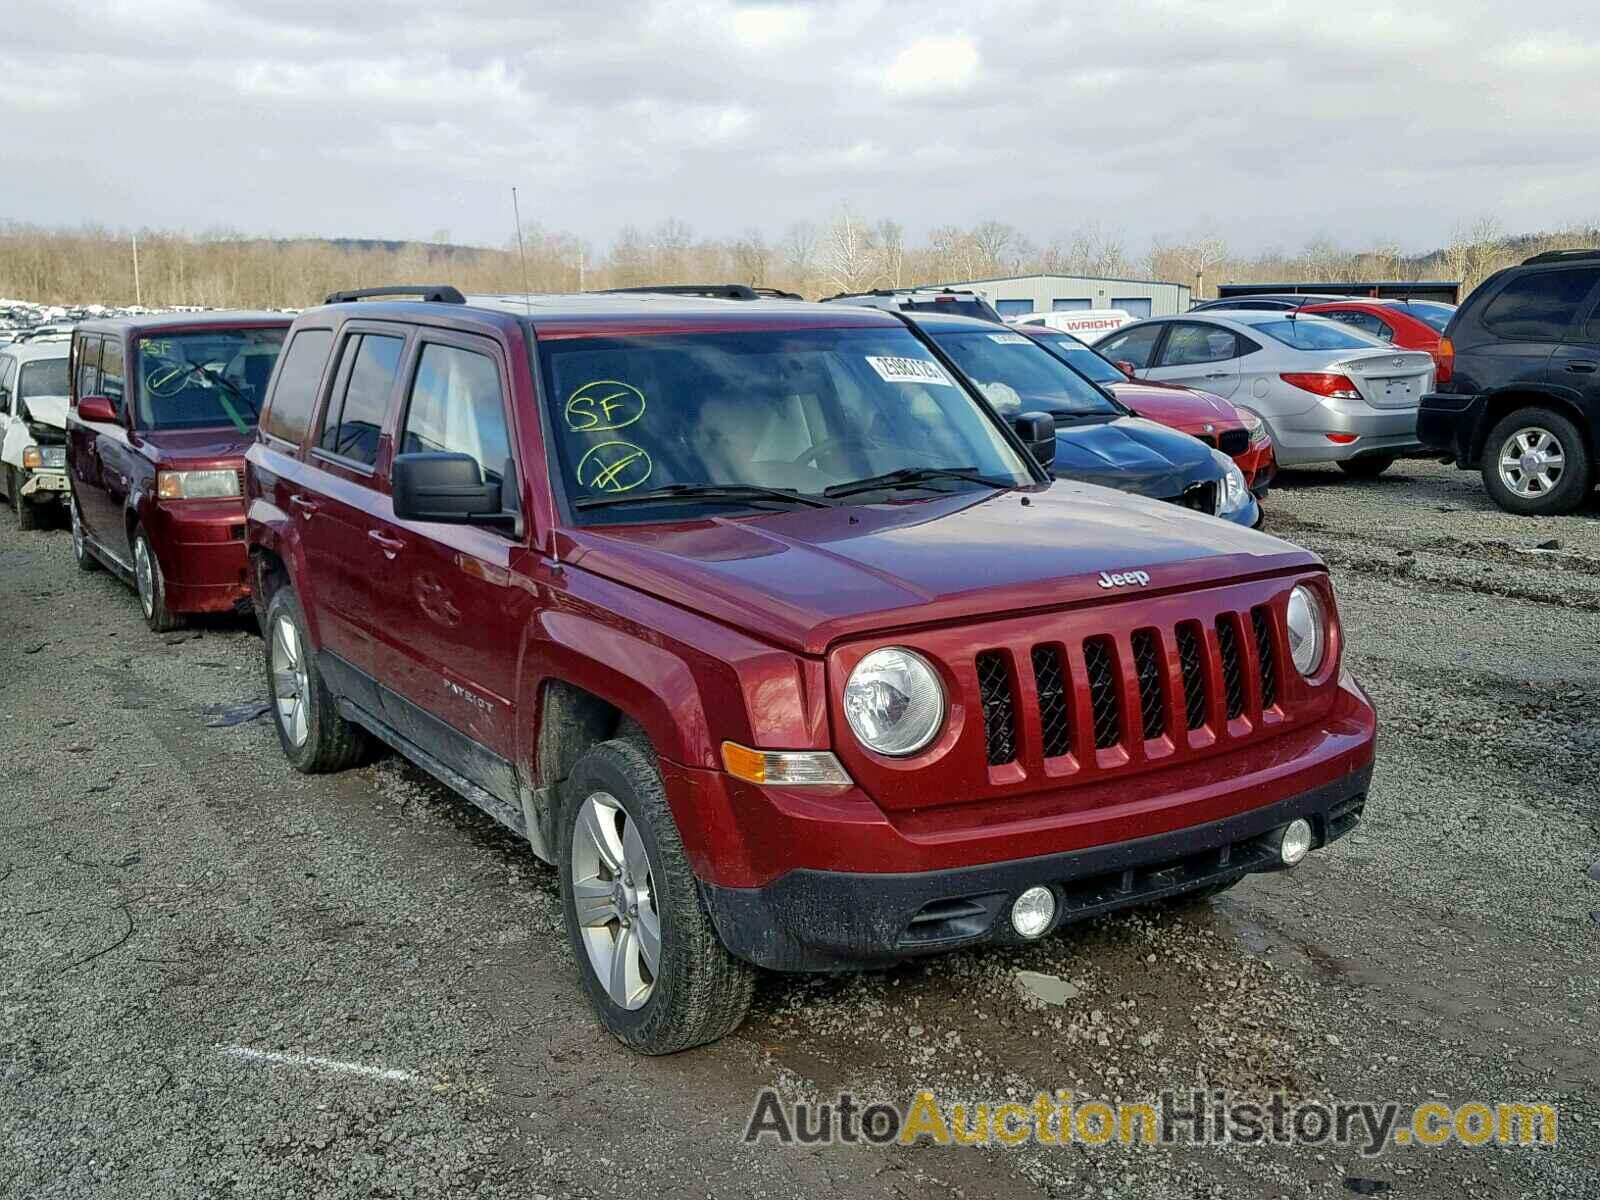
[323,285,466,305]
[1521,248,1600,266]
[598,284,803,301]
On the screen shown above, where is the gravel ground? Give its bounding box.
[2,458,1596,1199]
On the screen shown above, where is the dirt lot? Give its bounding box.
[2,460,1596,1199]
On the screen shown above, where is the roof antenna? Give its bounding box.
[511,186,533,315]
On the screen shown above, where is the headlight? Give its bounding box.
[1285,584,1328,676]
[1210,449,1250,517]
[1234,405,1271,445]
[843,647,945,756]
[157,468,241,500]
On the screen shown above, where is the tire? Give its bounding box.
[262,586,368,773]
[559,739,754,1054]
[12,469,38,531]
[1481,406,1593,516]
[131,526,182,633]
[69,496,98,572]
[1336,454,1396,479]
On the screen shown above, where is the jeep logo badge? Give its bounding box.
[1098,570,1151,589]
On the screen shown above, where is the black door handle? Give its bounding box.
[1564,360,1597,374]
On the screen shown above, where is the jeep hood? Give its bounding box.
[559,482,1320,655]
[131,426,254,466]
[22,395,67,430]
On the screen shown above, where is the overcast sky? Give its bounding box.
[3,0,1596,256]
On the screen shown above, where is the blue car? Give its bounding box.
[903,312,1259,527]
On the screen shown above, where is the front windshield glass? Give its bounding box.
[19,357,69,399]
[1026,331,1126,385]
[927,328,1121,419]
[538,326,1033,522]
[135,328,286,431]
[1251,318,1383,351]
[1402,302,1455,333]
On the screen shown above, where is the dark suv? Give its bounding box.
[246,285,1375,1054]
[1419,249,1600,514]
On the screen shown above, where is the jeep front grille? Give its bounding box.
[1082,636,1122,750]
[976,650,1017,765]
[972,602,1288,770]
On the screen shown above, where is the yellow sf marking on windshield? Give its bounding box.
[566,379,645,432]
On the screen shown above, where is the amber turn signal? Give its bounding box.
[721,741,852,787]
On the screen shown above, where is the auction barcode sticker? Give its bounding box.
[865,356,953,386]
[988,333,1029,344]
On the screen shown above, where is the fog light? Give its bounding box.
[1277,818,1314,866]
[1011,886,1056,939]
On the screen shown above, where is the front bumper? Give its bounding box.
[19,468,68,501]
[145,498,251,613]
[1417,392,1482,466]
[703,764,1370,971]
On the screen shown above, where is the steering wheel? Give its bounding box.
[143,357,193,398]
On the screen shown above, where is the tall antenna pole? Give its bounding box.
[132,234,142,306]
[511,187,533,314]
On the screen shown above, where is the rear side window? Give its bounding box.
[1096,323,1163,369]
[264,328,333,446]
[1157,323,1240,366]
[1480,268,1600,340]
[399,343,512,485]
[76,336,102,399]
[1321,309,1394,342]
[318,333,404,467]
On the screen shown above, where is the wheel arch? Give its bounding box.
[1473,389,1596,466]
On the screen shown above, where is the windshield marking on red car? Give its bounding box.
[577,440,653,492]
[566,379,646,432]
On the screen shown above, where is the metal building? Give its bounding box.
[935,273,1192,319]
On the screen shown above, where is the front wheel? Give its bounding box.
[559,739,754,1054]
[132,526,181,632]
[1336,454,1396,479]
[10,469,38,531]
[1481,407,1593,515]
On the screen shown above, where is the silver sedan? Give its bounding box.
[1094,311,1434,476]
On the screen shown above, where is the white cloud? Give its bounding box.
[882,35,980,96]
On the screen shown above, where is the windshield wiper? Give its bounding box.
[172,362,257,434]
[822,466,1012,499]
[574,483,836,511]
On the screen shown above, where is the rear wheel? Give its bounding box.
[132,527,182,632]
[1336,454,1396,478]
[70,496,98,572]
[559,739,754,1054]
[263,586,368,772]
[1481,407,1592,515]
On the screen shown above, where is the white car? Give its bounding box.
[1094,310,1434,476]
[0,340,71,529]
[1010,309,1136,338]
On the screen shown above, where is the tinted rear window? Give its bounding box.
[1252,319,1381,351]
[1480,268,1600,340]
[264,328,333,445]
[902,299,1001,322]
[1402,302,1455,333]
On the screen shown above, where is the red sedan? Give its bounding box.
[1014,324,1277,495]
[1299,299,1457,383]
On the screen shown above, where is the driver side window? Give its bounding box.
[399,343,513,487]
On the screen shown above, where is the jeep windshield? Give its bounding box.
[924,328,1123,420]
[134,328,286,431]
[537,325,1034,523]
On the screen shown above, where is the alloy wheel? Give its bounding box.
[133,536,156,618]
[270,615,311,748]
[70,500,86,560]
[570,792,661,1011]
[1498,427,1565,498]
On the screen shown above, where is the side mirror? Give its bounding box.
[392,452,517,531]
[1115,361,1138,379]
[78,395,118,423]
[1013,411,1056,468]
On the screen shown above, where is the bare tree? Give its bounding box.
[1159,232,1229,298]
[873,218,905,289]
[823,206,880,294]
[731,228,770,286]
[779,222,819,295]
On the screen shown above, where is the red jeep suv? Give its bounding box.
[68,313,290,630]
[246,285,1376,1054]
